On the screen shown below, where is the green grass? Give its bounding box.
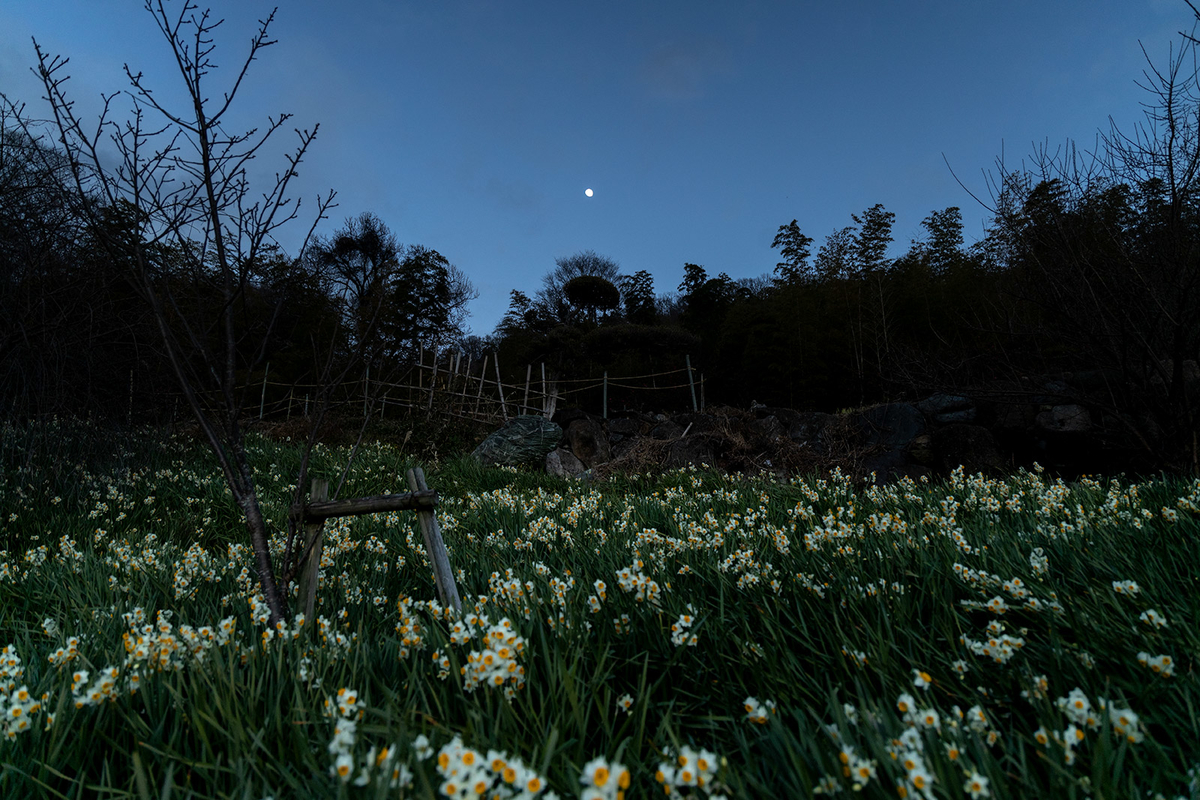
[0,419,1197,799]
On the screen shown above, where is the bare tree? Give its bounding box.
[972,16,1200,472]
[535,249,621,325]
[8,1,345,625]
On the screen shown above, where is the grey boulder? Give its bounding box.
[472,415,563,467]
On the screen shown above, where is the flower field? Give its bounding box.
[0,419,1197,798]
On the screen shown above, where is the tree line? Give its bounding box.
[483,29,1200,473]
[0,111,475,421]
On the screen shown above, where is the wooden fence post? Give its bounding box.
[493,352,508,421]
[406,467,461,615]
[474,354,488,418]
[428,346,439,413]
[447,352,459,415]
[259,363,270,420]
[523,364,532,414]
[459,354,472,416]
[686,355,698,412]
[603,371,608,419]
[298,478,329,627]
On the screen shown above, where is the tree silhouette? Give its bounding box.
[916,206,965,276]
[308,212,401,358]
[535,249,621,324]
[771,219,815,284]
[564,274,620,325]
[620,269,657,324]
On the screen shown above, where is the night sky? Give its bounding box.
[0,1,1188,334]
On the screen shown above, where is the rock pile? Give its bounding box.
[471,371,1167,482]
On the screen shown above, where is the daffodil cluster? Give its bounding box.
[258,612,305,649]
[1,682,44,738]
[322,686,414,788]
[587,579,607,614]
[743,696,777,724]
[1,645,45,739]
[1028,547,1049,576]
[1137,651,1176,677]
[1032,686,1145,766]
[615,559,664,606]
[669,605,699,647]
[654,745,725,797]
[316,611,357,652]
[579,755,630,800]
[50,607,248,709]
[459,617,527,697]
[1139,608,1168,630]
[119,608,240,671]
[46,634,81,667]
[841,646,868,667]
[434,734,554,799]
[395,593,428,659]
[70,666,122,708]
[959,628,1026,665]
[816,673,1004,799]
[1,644,23,694]
[834,743,880,792]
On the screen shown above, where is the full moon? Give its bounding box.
[584,188,593,197]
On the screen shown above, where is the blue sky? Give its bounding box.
[0,1,1188,334]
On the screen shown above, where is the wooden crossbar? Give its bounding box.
[304,489,438,520]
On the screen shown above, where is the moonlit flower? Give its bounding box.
[963,771,990,798]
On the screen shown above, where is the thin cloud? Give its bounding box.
[638,39,731,100]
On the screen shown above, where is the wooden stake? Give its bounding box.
[428,346,439,412]
[298,478,329,628]
[459,354,472,415]
[493,352,508,421]
[686,355,698,412]
[474,355,488,418]
[523,364,532,414]
[406,467,461,615]
[260,362,270,420]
